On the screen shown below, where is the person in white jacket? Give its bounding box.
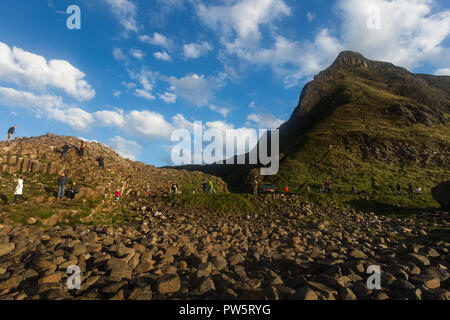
[13,176,26,203]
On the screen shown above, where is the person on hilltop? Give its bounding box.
[145,186,150,197]
[115,187,121,201]
[13,175,26,203]
[97,156,105,169]
[306,184,311,195]
[79,141,87,157]
[67,181,79,200]
[5,125,17,146]
[209,180,214,194]
[61,143,70,160]
[171,183,178,195]
[253,179,258,196]
[57,172,68,199]
[202,181,209,194]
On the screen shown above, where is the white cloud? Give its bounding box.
[196,0,291,48]
[183,41,213,59]
[124,110,174,138]
[0,42,95,101]
[168,73,213,107]
[0,86,63,110]
[154,51,172,62]
[158,91,177,103]
[50,107,95,130]
[307,12,316,22]
[194,1,343,86]
[435,68,450,76]
[129,48,145,59]
[109,136,142,160]
[133,72,155,100]
[104,0,139,33]
[209,104,231,117]
[337,0,450,70]
[113,47,128,63]
[94,109,125,127]
[135,89,155,100]
[139,33,174,49]
[113,90,121,98]
[246,113,284,129]
[233,29,343,87]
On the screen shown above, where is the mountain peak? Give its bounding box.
[331,51,369,69]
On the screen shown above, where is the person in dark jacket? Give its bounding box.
[408,183,413,194]
[97,156,105,169]
[61,143,70,159]
[5,125,16,146]
[67,182,79,199]
[57,173,68,199]
[202,181,209,194]
[397,182,402,195]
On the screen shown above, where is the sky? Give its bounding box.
[0,0,449,166]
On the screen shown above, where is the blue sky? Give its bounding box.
[0,0,449,166]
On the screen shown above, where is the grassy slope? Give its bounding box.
[266,75,449,212]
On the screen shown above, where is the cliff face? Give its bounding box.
[181,52,449,207]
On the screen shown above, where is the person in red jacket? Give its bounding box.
[115,187,121,201]
[285,186,289,194]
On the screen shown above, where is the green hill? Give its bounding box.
[179,52,450,213]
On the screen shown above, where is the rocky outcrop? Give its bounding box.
[432,182,450,209]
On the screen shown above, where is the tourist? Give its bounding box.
[97,156,105,169]
[13,176,26,203]
[61,143,70,160]
[115,187,121,201]
[209,181,214,194]
[57,172,68,199]
[67,182,79,200]
[202,181,209,194]
[171,183,178,195]
[79,141,87,157]
[5,125,16,146]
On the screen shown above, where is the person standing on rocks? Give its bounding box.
[5,125,16,146]
[57,173,68,199]
[13,176,26,203]
[115,187,121,201]
[79,141,87,157]
[209,181,214,194]
[97,156,105,169]
[306,184,311,195]
[253,179,258,195]
[67,181,79,200]
[408,183,413,194]
[397,182,402,195]
[61,143,70,160]
[171,183,178,195]
[145,186,150,197]
[202,181,208,194]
